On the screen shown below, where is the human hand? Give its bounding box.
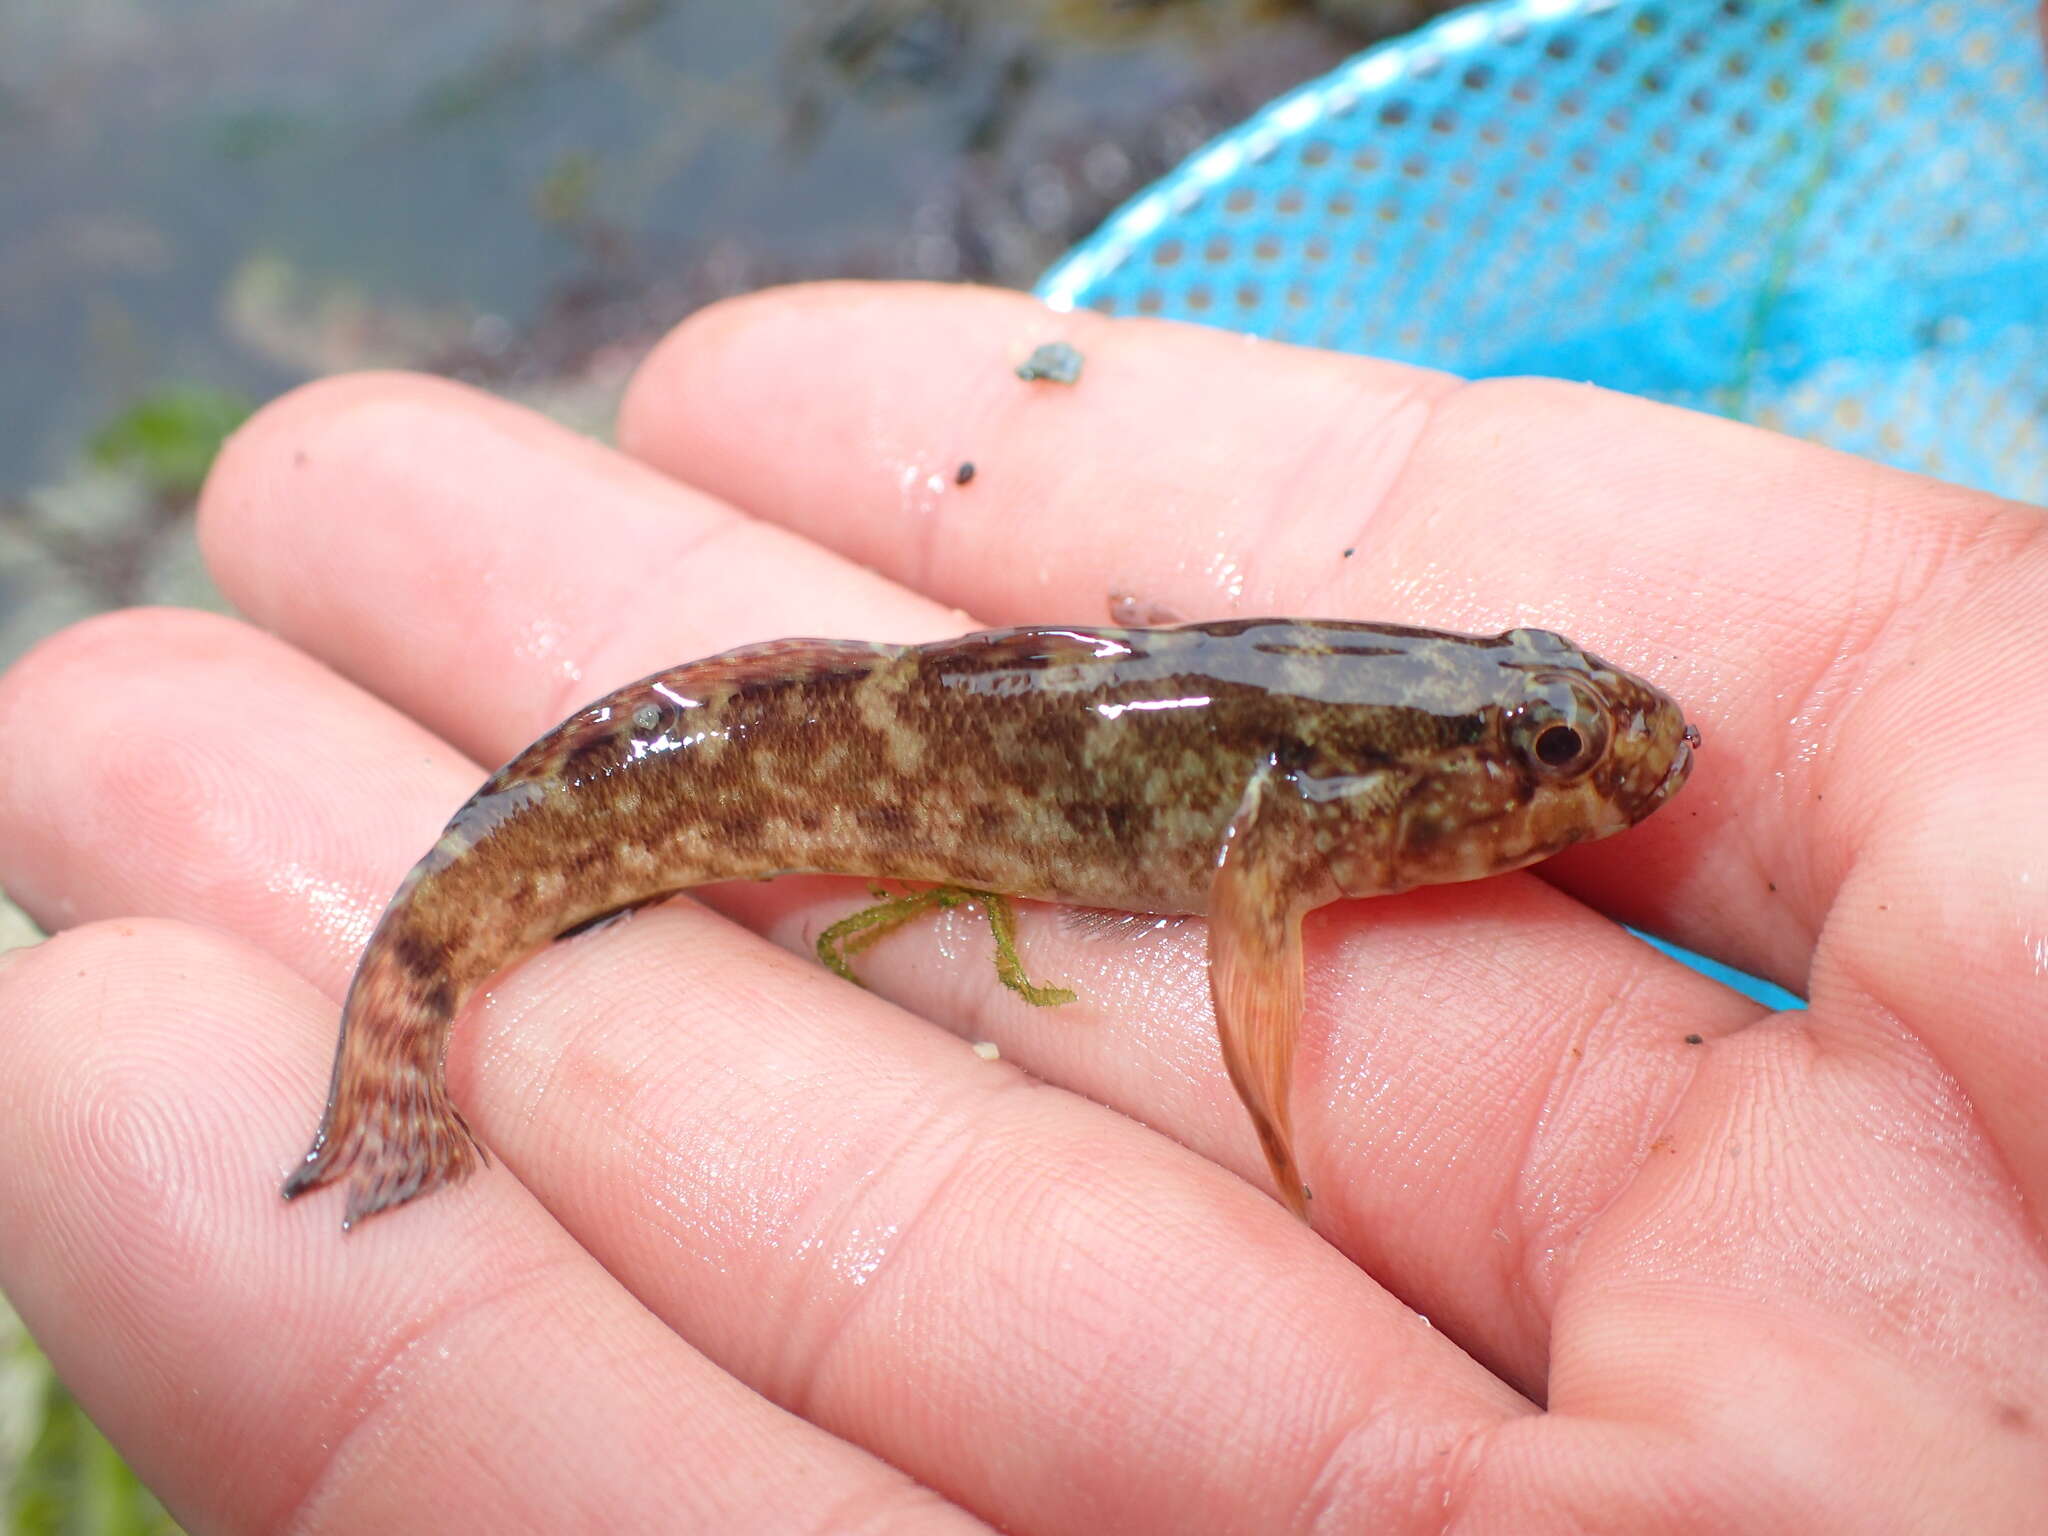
[0,283,2042,1531]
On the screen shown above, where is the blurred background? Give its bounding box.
[1,1,1450,1528]
[0,0,1455,672]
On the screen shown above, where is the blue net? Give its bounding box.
[1030,0,2048,1010]
[1041,0,2048,504]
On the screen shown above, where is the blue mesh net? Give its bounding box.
[1030,0,2048,1010]
[1040,0,2048,504]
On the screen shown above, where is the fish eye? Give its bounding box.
[1511,678,1610,779]
[1534,722,1586,767]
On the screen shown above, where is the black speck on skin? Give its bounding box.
[1684,1033,1704,1045]
[1016,341,1084,384]
[1342,547,1355,557]
[956,460,976,485]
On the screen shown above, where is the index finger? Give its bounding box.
[617,281,2036,996]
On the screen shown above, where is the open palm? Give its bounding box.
[1,283,2042,1532]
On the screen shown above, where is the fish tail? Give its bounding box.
[282,937,485,1229]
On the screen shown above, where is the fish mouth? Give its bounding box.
[1651,721,1700,806]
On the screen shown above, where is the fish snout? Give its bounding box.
[1655,721,1700,804]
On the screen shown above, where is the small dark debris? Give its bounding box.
[1766,881,1777,892]
[955,460,976,485]
[1342,546,1355,557]
[1016,340,1084,384]
[1683,1033,1704,1045]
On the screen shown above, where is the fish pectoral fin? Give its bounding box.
[1207,768,1323,1220]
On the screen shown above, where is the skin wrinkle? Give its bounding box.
[1821,922,2048,1269]
[1437,1414,1530,1536]
[1795,492,2029,878]
[1514,961,1728,1342]
[1801,517,2048,1204]
[1794,517,2046,1027]
[275,1246,577,1536]
[807,1480,979,1536]
[1288,1368,1484,1536]
[902,329,1029,604]
[1801,1057,2043,1352]
[1499,961,1653,1346]
[1740,533,1928,988]
[1773,505,1898,859]
[918,314,1447,625]
[762,1063,1029,1427]
[460,944,605,1152]
[770,1081,983,1433]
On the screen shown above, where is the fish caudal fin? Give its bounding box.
[282,937,485,1229]
[283,1079,485,1229]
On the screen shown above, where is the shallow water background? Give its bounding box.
[1,0,1442,668]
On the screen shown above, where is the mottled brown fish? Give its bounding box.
[284,621,1697,1228]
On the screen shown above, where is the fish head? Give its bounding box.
[1308,626,1696,897]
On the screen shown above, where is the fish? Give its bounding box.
[282,620,1697,1229]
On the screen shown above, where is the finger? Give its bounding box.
[445,850,2048,1530]
[427,885,1530,1533]
[712,866,1754,1391]
[0,606,474,994]
[197,371,969,771]
[614,281,2031,992]
[0,921,982,1534]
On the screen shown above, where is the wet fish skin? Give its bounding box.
[282,620,1696,1228]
